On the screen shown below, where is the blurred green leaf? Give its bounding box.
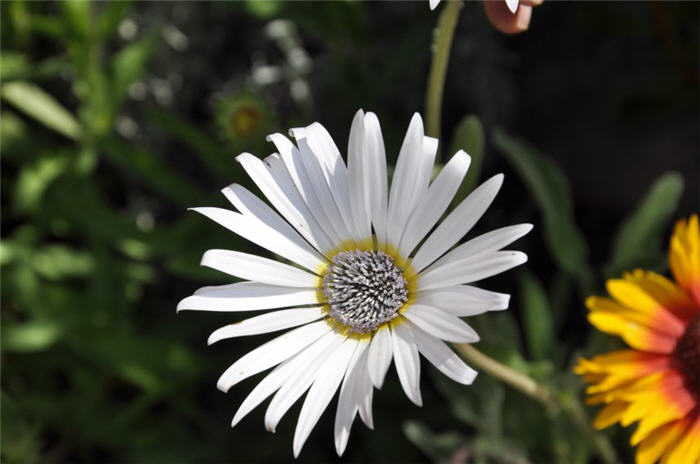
[100,135,209,206]
[0,111,29,156]
[1,81,80,139]
[32,245,95,280]
[15,155,69,212]
[519,271,554,360]
[605,172,684,276]
[244,0,282,18]
[96,1,133,39]
[34,56,71,81]
[110,33,158,106]
[403,421,465,463]
[29,14,66,38]
[147,108,240,181]
[8,1,31,46]
[2,322,62,352]
[0,53,67,82]
[494,129,591,287]
[450,115,485,203]
[59,0,91,41]
[1,395,42,464]
[119,239,152,261]
[118,363,162,394]
[0,52,30,81]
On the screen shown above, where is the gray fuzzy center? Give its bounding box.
[322,249,408,334]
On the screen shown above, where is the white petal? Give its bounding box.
[505,0,519,13]
[413,285,510,317]
[425,224,532,274]
[347,110,372,241]
[429,0,440,10]
[208,307,325,344]
[237,153,334,253]
[292,136,353,244]
[190,207,323,273]
[177,282,318,313]
[231,358,298,427]
[409,322,477,385]
[357,376,374,429]
[296,122,360,243]
[387,114,433,247]
[230,331,344,428]
[334,342,370,456]
[418,250,528,291]
[216,320,331,392]
[398,150,471,257]
[266,149,348,247]
[267,133,344,245]
[293,339,359,457]
[200,249,318,287]
[264,332,345,432]
[221,184,322,261]
[364,112,389,244]
[411,174,504,272]
[390,321,422,406]
[422,135,439,163]
[403,304,479,343]
[367,326,393,389]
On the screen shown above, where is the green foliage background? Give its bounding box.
[1,1,698,463]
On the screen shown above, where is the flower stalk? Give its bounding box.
[454,343,619,464]
[425,0,462,142]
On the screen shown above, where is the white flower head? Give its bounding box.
[430,0,519,14]
[178,110,530,457]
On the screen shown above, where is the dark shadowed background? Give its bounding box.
[2,1,698,463]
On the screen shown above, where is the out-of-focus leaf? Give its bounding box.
[479,379,505,437]
[403,421,465,463]
[450,114,485,204]
[471,311,523,353]
[126,263,156,284]
[1,396,42,464]
[473,436,531,464]
[605,172,684,276]
[0,52,30,81]
[519,271,554,360]
[245,0,282,18]
[96,1,133,39]
[147,108,240,181]
[110,33,158,106]
[59,0,91,41]
[1,81,80,139]
[0,111,29,156]
[118,363,162,394]
[31,245,94,280]
[100,135,209,206]
[119,239,152,261]
[494,129,591,286]
[33,56,70,81]
[0,53,67,82]
[29,15,66,38]
[2,322,62,352]
[15,155,69,212]
[8,1,31,45]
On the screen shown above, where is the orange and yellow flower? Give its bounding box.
[576,215,700,464]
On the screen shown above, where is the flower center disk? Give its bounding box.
[674,314,700,398]
[322,249,408,335]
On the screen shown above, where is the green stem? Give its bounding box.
[454,343,619,464]
[425,0,462,142]
[453,343,556,406]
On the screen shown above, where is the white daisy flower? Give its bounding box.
[430,0,519,14]
[178,110,530,457]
